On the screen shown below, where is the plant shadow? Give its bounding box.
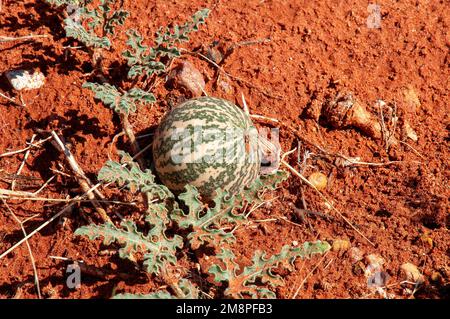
[0,1,90,76]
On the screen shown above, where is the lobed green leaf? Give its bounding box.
[98,159,172,200]
[75,220,183,275]
[45,0,86,6]
[83,82,155,115]
[104,9,129,35]
[208,241,331,298]
[55,0,129,49]
[173,171,289,249]
[64,17,111,48]
[122,8,210,79]
[112,278,198,299]
[173,185,243,249]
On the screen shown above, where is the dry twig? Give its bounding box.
[0,91,24,107]
[0,135,52,158]
[281,159,375,246]
[49,131,109,222]
[11,135,36,190]
[0,181,103,261]
[291,251,329,299]
[0,34,49,42]
[1,198,42,298]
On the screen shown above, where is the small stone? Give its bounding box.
[404,122,418,142]
[349,247,364,263]
[308,172,328,191]
[6,69,45,91]
[331,239,351,252]
[352,261,365,276]
[169,61,205,97]
[402,85,421,113]
[304,99,322,121]
[400,262,424,284]
[367,271,390,288]
[259,135,281,175]
[420,233,433,248]
[292,240,298,247]
[217,76,233,94]
[365,254,385,269]
[430,272,442,283]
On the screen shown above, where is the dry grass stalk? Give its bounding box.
[291,251,329,299]
[1,198,41,298]
[0,181,103,261]
[11,134,36,190]
[281,159,375,247]
[0,135,52,158]
[0,91,24,107]
[0,175,54,198]
[0,195,137,206]
[49,131,110,222]
[0,34,49,42]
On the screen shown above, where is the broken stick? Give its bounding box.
[49,131,110,222]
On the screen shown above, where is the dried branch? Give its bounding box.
[11,135,36,190]
[1,198,42,298]
[0,181,103,261]
[0,34,49,42]
[281,159,375,247]
[0,91,24,107]
[0,136,52,158]
[49,131,110,222]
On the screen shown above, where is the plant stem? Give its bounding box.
[120,114,146,169]
[119,113,152,209]
[161,268,185,298]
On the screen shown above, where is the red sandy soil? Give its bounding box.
[0,0,448,299]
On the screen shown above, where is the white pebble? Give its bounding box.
[169,61,205,97]
[6,69,45,91]
[400,262,424,284]
[349,247,364,263]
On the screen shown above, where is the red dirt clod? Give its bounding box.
[168,61,206,97]
[322,93,382,140]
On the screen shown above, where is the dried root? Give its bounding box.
[322,93,382,140]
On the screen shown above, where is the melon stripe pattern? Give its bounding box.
[153,97,260,198]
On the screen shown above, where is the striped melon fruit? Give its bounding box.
[152,97,260,198]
